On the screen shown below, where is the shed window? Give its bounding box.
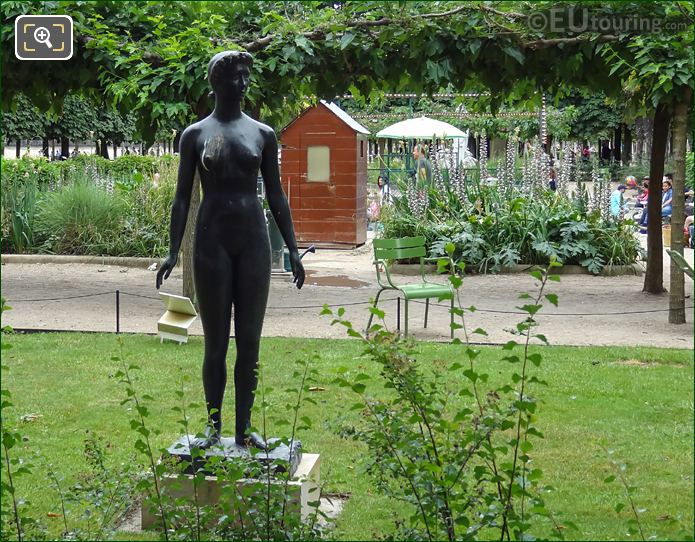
[307,146,330,182]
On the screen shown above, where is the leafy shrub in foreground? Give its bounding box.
[322,262,567,540]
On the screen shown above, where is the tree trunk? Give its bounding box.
[182,96,211,301]
[60,137,69,157]
[182,170,200,301]
[248,102,262,120]
[634,118,643,163]
[15,140,21,158]
[623,124,632,164]
[669,88,690,324]
[668,128,674,158]
[643,103,671,294]
[467,135,475,157]
[42,137,49,158]
[173,131,181,153]
[100,140,110,159]
[613,126,622,163]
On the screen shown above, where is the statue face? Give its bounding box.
[210,56,251,100]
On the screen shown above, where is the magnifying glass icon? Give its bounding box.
[33,26,53,49]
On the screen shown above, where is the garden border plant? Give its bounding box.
[113,341,325,541]
[321,253,572,540]
[1,155,177,257]
[382,146,643,275]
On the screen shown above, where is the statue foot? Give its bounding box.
[235,431,267,450]
[191,426,221,449]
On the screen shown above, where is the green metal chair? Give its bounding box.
[367,236,455,338]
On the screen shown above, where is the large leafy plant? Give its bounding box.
[383,171,642,274]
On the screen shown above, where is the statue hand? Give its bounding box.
[289,251,305,289]
[156,253,178,289]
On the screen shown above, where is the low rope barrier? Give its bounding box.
[5,291,691,326]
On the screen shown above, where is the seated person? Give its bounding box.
[684,184,694,217]
[610,184,627,218]
[662,178,673,219]
[635,177,649,208]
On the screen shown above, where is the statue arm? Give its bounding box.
[261,127,304,289]
[156,126,197,289]
[261,128,298,254]
[168,127,198,257]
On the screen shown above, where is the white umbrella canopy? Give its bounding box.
[376,116,467,139]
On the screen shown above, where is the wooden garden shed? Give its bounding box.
[280,100,370,247]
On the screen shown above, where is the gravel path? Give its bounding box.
[2,239,693,348]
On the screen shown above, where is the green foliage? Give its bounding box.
[112,344,170,539]
[2,155,174,257]
[666,250,694,280]
[602,447,694,541]
[47,434,139,541]
[53,94,98,143]
[600,6,694,109]
[382,182,642,274]
[114,345,323,540]
[1,299,47,541]
[1,331,693,540]
[1,175,38,253]
[3,1,682,141]
[2,93,46,141]
[342,95,576,141]
[323,265,570,540]
[35,180,125,255]
[559,90,623,141]
[68,153,158,177]
[94,108,137,146]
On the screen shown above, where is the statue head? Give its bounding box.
[208,51,254,101]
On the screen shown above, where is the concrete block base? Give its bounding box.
[141,453,320,530]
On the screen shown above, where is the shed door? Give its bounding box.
[299,134,336,236]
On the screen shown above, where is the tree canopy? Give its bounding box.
[3,1,692,141]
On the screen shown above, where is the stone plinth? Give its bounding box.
[166,436,302,476]
[141,453,320,530]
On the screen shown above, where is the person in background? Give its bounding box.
[548,167,557,191]
[661,178,673,221]
[610,184,627,218]
[377,175,391,207]
[600,141,611,162]
[635,177,649,233]
[412,144,432,188]
[685,215,694,248]
[635,177,650,208]
[664,172,695,215]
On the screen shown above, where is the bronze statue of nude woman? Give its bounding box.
[156,51,304,450]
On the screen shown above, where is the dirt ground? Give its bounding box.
[2,235,693,348]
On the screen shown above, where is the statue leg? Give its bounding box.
[193,245,234,448]
[231,241,271,448]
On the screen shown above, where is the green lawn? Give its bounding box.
[1,332,693,540]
